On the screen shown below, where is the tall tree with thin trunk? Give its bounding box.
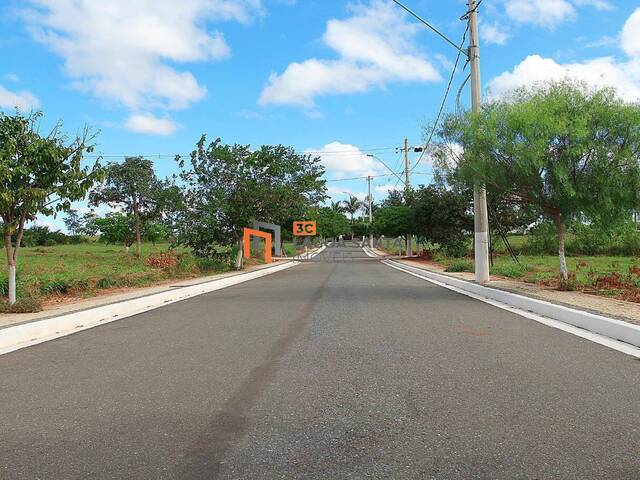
[342,195,363,224]
[89,157,162,257]
[0,111,100,304]
[438,81,640,285]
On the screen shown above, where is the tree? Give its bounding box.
[309,207,350,239]
[63,209,82,235]
[175,137,326,269]
[79,211,99,236]
[342,195,363,224]
[329,200,344,213]
[89,156,163,257]
[411,186,473,257]
[0,111,100,304]
[93,213,137,251]
[439,81,640,283]
[373,206,414,238]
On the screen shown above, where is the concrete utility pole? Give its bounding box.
[468,0,490,283]
[404,137,412,257]
[367,175,373,248]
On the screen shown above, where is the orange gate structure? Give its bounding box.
[243,228,272,264]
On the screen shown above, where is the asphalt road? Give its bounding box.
[1,244,639,479]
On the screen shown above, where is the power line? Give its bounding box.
[410,22,469,173]
[390,0,468,56]
[325,172,434,183]
[81,146,401,160]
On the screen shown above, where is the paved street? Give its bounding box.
[1,244,639,479]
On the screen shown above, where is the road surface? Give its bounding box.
[1,244,639,479]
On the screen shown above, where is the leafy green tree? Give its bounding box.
[144,222,168,245]
[380,189,405,208]
[94,213,137,251]
[373,206,414,238]
[330,200,345,213]
[411,186,472,257]
[79,211,98,236]
[175,137,326,269]
[438,81,640,283]
[342,195,363,224]
[309,207,350,238]
[0,111,100,303]
[89,156,163,257]
[63,209,82,234]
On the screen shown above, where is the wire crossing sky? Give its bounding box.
[0,0,638,231]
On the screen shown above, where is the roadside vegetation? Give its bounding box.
[3,80,640,311]
[0,241,232,312]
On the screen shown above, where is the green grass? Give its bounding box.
[0,242,230,305]
[434,253,640,287]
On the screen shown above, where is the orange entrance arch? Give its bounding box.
[243,228,272,264]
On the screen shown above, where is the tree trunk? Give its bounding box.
[134,205,141,257]
[235,238,244,270]
[553,212,569,285]
[8,263,16,305]
[4,232,16,304]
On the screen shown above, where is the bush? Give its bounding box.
[96,277,116,289]
[523,222,557,255]
[146,250,179,270]
[40,279,72,295]
[0,296,43,313]
[445,260,474,273]
[492,262,529,278]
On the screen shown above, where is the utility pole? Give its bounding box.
[468,0,490,283]
[404,137,412,257]
[367,175,373,248]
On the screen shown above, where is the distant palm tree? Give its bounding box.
[330,201,344,213]
[342,195,364,224]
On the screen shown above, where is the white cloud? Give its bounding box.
[502,0,614,28]
[489,8,640,102]
[24,0,262,110]
[573,0,614,10]
[124,113,180,136]
[307,142,383,178]
[504,0,576,28]
[0,84,40,110]
[621,8,640,56]
[488,54,640,102]
[481,22,509,45]
[259,0,440,107]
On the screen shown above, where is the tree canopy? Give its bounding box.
[89,156,164,256]
[0,111,100,303]
[174,136,326,268]
[437,81,640,281]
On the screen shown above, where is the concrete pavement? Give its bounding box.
[1,244,638,478]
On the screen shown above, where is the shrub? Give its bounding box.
[492,262,529,278]
[40,279,72,295]
[96,277,116,289]
[445,260,474,273]
[0,296,43,313]
[146,250,179,269]
[523,222,557,255]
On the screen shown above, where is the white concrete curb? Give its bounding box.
[383,259,640,357]
[0,260,298,356]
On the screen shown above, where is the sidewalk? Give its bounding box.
[395,255,640,328]
[0,260,290,330]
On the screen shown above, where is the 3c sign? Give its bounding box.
[293,221,317,236]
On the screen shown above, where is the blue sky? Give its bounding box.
[1,0,639,230]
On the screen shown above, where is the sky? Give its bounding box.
[1,0,639,231]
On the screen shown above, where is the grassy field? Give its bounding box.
[377,237,640,301]
[0,242,232,308]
